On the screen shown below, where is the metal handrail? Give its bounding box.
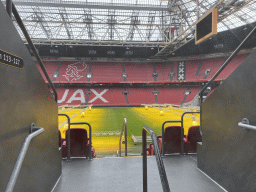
[11,3,58,102]
[70,122,93,160]
[6,0,12,17]
[58,114,71,161]
[5,124,44,192]
[118,118,127,157]
[143,126,170,192]
[161,112,200,156]
[181,112,200,155]
[238,118,256,131]
[198,25,256,136]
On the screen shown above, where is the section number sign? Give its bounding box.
[0,49,24,69]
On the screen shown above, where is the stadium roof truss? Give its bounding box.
[1,0,256,57]
[153,0,255,59]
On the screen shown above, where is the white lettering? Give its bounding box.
[58,89,69,103]
[125,51,133,55]
[67,89,85,103]
[50,49,59,53]
[89,50,96,54]
[89,89,108,103]
[107,51,115,55]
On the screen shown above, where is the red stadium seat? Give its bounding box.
[158,126,184,154]
[58,130,66,147]
[145,126,183,156]
[183,126,202,154]
[147,143,154,155]
[62,128,95,158]
[91,146,97,158]
[141,143,153,156]
[57,86,200,106]
[38,54,248,84]
[91,61,123,83]
[124,62,154,82]
[59,130,61,147]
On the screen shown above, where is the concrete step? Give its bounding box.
[53,155,225,192]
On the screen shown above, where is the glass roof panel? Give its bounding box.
[1,0,253,46]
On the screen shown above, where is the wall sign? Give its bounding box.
[0,49,24,69]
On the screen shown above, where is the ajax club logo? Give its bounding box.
[63,62,87,81]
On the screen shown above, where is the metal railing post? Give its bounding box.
[119,118,127,157]
[142,129,147,192]
[143,126,171,192]
[5,124,44,192]
[199,89,204,136]
[58,114,71,161]
[6,0,12,17]
[181,112,200,155]
[125,119,127,157]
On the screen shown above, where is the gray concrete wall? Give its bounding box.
[198,48,256,191]
[0,2,61,191]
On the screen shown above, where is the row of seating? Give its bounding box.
[58,128,96,158]
[57,86,200,106]
[146,126,202,155]
[59,126,200,158]
[36,53,249,83]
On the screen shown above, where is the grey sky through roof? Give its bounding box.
[2,0,256,49]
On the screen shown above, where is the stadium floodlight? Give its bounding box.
[195,7,218,45]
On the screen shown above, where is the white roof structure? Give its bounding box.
[2,0,256,56]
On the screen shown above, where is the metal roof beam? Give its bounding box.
[190,0,208,12]
[24,39,167,47]
[152,0,252,59]
[146,12,156,40]
[17,19,169,26]
[127,11,140,41]
[59,7,73,40]
[7,2,169,11]
[84,9,94,40]
[108,10,116,41]
[32,8,52,39]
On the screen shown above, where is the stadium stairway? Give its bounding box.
[53,155,225,192]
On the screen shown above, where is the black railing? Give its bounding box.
[58,114,71,161]
[142,126,170,192]
[70,122,92,160]
[11,3,58,102]
[5,124,44,192]
[118,118,127,157]
[6,0,12,17]
[162,111,200,156]
[198,25,256,135]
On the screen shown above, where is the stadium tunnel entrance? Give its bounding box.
[2,1,256,191]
